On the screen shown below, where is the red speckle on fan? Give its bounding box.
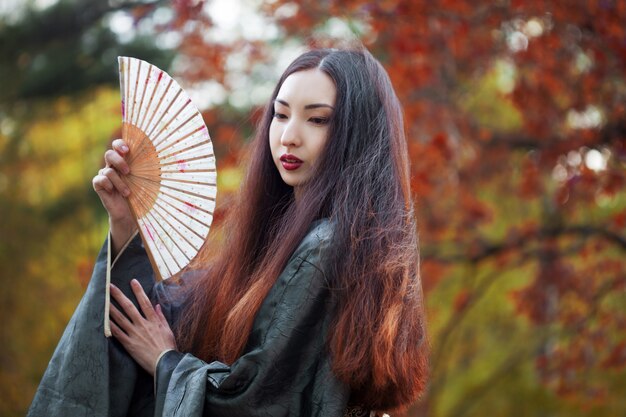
[177,159,187,172]
[184,201,198,211]
[145,224,155,242]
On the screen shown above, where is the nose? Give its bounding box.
[280,119,301,148]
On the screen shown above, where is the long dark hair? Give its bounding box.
[175,47,428,410]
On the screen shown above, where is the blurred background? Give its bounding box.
[0,0,624,416]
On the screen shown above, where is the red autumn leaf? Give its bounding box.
[453,289,471,312]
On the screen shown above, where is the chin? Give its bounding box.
[281,177,300,188]
[279,172,304,188]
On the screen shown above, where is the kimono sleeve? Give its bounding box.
[153,232,350,417]
[27,232,157,417]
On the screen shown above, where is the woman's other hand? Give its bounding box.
[92,139,136,253]
[109,279,178,376]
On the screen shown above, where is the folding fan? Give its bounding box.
[104,56,216,336]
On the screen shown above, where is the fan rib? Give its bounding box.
[162,191,215,217]
[145,207,191,268]
[161,169,217,176]
[129,59,142,127]
[142,78,174,138]
[161,177,217,187]
[155,124,206,153]
[161,182,216,202]
[161,181,216,201]
[144,224,176,278]
[125,171,160,219]
[162,140,213,160]
[127,177,158,201]
[120,59,130,143]
[152,202,203,252]
[153,199,206,243]
[126,139,160,168]
[138,71,162,133]
[127,164,161,177]
[159,194,212,230]
[130,177,210,242]
[135,198,186,274]
[127,174,159,195]
[161,174,216,186]
[135,70,151,131]
[137,68,156,131]
[161,167,216,177]
[134,208,173,278]
[162,158,216,170]
[119,59,127,123]
[159,139,213,161]
[160,153,215,167]
[161,189,214,217]
[145,88,182,139]
[127,138,152,164]
[122,58,129,123]
[152,101,193,148]
[127,176,160,192]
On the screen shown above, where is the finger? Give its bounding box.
[92,175,114,193]
[101,167,131,197]
[112,139,130,155]
[104,149,130,175]
[155,304,169,327]
[109,319,130,344]
[110,283,144,323]
[109,303,133,333]
[131,279,156,321]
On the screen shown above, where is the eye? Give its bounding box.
[273,112,287,120]
[309,117,329,125]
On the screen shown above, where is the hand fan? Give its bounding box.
[104,56,216,335]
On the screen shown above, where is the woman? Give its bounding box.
[29,47,428,416]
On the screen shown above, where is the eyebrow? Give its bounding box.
[274,99,334,110]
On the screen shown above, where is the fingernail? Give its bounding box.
[121,145,129,152]
[123,167,130,175]
[123,189,130,197]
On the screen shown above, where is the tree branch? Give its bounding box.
[422,223,626,265]
[440,277,621,417]
[0,0,168,56]
[482,119,626,151]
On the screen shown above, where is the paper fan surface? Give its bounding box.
[118,56,216,282]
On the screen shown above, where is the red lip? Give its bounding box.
[280,154,303,171]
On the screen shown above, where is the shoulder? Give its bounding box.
[258,219,338,333]
[272,218,336,297]
[290,218,334,267]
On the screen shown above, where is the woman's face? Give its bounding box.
[269,68,336,193]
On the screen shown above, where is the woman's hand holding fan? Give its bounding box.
[92,139,136,255]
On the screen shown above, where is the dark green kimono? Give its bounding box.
[28,219,352,416]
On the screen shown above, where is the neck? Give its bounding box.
[293,186,302,204]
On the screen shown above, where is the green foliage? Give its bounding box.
[459,62,523,133]
[0,0,174,104]
[0,87,120,415]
